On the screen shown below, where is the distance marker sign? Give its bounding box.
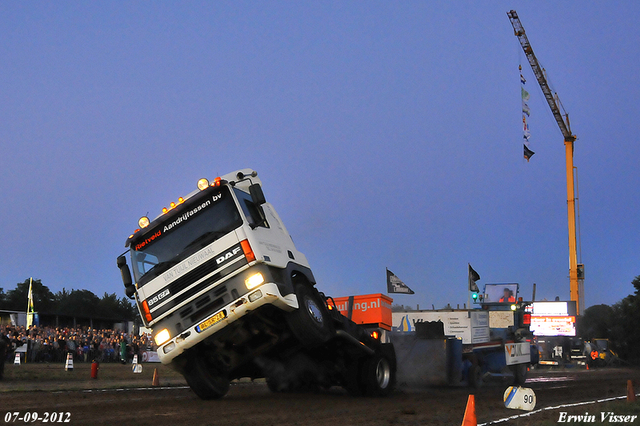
[504,386,536,411]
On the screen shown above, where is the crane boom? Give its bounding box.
[507,10,583,315]
[507,10,574,142]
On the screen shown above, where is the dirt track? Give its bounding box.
[2,365,640,426]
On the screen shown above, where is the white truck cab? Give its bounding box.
[118,169,395,399]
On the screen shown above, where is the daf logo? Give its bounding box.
[216,247,242,265]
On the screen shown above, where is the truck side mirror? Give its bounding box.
[124,285,136,299]
[249,184,266,205]
[117,255,136,299]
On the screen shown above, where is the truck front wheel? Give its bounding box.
[183,354,230,400]
[286,284,334,348]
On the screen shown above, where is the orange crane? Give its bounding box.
[507,10,584,315]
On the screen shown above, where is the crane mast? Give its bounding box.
[507,10,584,315]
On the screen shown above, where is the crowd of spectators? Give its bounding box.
[1,324,157,364]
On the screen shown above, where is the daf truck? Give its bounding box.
[117,169,396,399]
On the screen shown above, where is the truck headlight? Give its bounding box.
[245,273,264,290]
[154,329,171,346]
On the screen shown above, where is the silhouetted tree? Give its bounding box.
[1,279,56,313]
[55,288,101,318]
[578,304,614,340]
[0,280,136,323]
[609,275,640,362]
[97,292,136,320]
[392,304,412,312]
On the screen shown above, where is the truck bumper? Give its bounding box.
[156,282,299,365]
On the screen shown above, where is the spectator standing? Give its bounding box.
[120,337,127,364]
[0,331,9,380]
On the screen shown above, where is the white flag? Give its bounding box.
[26,278,35,328]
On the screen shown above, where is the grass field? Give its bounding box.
[1,361,186,392]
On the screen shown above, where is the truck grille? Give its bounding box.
[168,257,227,299]
[189,297,226,325]
[178,285,228,327]
[148,245,246,320]
[180,286,227,319]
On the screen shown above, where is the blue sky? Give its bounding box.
[1,2,638,311]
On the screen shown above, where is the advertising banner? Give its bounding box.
[504,342,530,365]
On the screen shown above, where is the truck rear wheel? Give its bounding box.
[360,352,395,397]
[286,284,334,348]
[183,355,230,400]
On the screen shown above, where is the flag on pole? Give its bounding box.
[26,278,35,328]
[386,269,414,294]
[468,264,480,293]
[522,116,531,139]
[524,144,535,162]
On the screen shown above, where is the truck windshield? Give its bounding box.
[130,185,242,286]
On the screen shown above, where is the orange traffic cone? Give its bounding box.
[152,368,160,386]
[461,394,477,426]
[627,380,636,402]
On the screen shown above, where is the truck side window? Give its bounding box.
[235,188,269,228]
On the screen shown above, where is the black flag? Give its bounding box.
[524,144,535,162]
[468,264,480,292]
[386,269,414,294]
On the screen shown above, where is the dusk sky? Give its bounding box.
[2,2,638,312]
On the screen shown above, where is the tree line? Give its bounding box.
[0,278,136,321]
[578,275,640,363]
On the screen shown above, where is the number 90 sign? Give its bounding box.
[504,386,537,411]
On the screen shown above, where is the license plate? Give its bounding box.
[196,310,226,333]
